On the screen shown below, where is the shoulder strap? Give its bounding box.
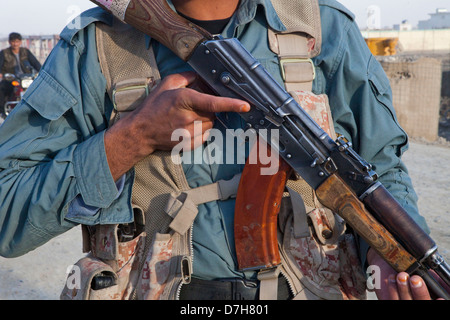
[96,17,161,120]
[269,0,322,91]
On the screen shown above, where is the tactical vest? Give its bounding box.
[61,0,367,300]
[1,47,31,75]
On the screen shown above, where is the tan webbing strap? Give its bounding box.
[96,17,160,116]
[165,174,241,235]
[112,78,150,112]
[276,33,315,91]
[189,173,241,205]
[286,186,312,238]
[270,0,322,55]
[269,0,322,92]
[258,267,281,300]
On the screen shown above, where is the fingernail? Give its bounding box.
[410,276,423,288]
[397,274,409,285]
[240,104,250,112]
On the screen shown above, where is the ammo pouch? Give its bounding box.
[61,208,146,300]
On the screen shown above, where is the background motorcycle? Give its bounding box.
[1,72,35,120]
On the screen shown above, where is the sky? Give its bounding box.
[0,0,449,38]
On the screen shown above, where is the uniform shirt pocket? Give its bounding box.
[367,55,395,118]
[22,70,77,120]
[6,70,80,167]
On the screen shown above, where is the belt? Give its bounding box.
[179,276,292,300]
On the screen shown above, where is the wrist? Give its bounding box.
[104,116,155,180]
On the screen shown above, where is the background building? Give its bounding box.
[393,20,413,31]
[418,8,450,29]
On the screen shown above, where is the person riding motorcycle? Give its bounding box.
[0,32,42,116]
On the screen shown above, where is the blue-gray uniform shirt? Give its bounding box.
[0,0,428,282]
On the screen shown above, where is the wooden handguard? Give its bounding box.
[362,183,436,260]
[316,174,417,272]
[234,144,292,271]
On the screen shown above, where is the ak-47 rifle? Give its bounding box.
[90,0,450,298]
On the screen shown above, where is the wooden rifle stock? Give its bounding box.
[92,0,211,61]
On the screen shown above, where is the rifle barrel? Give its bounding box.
[415,267,450,299]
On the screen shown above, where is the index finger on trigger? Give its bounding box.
[190,91,250,114]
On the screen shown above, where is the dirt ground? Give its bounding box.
[401,138,450,262]
[0,137,449,300]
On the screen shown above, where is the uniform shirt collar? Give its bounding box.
[234,0,286,32]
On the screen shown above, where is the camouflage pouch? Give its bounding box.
[61,208,146,300]
[278,193,367,300]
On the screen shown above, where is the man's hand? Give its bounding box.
[367,248,448,300]
[104,71,250,181]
